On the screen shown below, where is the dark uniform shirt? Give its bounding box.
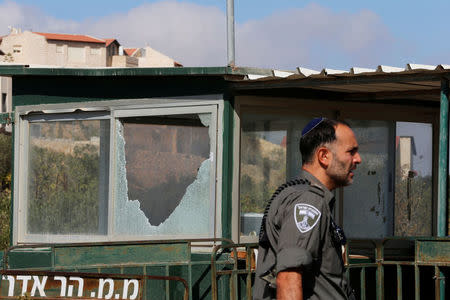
[253,170,353,300]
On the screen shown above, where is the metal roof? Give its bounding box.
[244,63,450,79]
[0,63,448,102]
[235,64,450,102]
[0,63,448,77]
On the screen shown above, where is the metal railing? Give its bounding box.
[1,238,236,300]
[1,237,448,299]
[208,238,449,300]
[211,242,258,300]
[345,237,449,300]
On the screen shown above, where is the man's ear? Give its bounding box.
[317,147,331,167]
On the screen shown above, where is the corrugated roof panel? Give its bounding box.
[273,70,295,78]
[376,65,404,73]
[247,74,268,80]
[351,67,376,74]
[297,67,320,76]
[323,68,347,75]
[407,63,436,70]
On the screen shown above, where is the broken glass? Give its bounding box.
[114,113,213,236]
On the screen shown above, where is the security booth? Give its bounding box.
[0,64,448,299]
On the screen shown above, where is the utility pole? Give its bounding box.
[227,0,235,67]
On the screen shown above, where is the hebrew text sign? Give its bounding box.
[0,271,143,299]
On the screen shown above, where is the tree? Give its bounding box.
[0,131,12,249]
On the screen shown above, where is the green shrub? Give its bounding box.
[0,131,11,249]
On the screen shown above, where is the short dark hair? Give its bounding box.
[300,118,349,164]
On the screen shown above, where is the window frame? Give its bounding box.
[13,45,22,54]
[56,45,64,54]
[17,111,112,243]
[110,105,219,240]
[13,99,223,244]
[233,95,439,243]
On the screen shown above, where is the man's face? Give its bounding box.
[326,124,361,188]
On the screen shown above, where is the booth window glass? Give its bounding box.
[239,114,311,237]
[21,105,218,242]
[394,122,433,236]
[239,114,434,240]
[342,120,395,238]
[114,113,215,237]
[27,119,110,235]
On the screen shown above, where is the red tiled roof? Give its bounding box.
[124,48,137,56]
[33,32,105,44]
[105,38,119,47]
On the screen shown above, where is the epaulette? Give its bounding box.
[258,178,310,247]
[308,183,325,197]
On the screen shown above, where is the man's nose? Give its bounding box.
[354,152,362,164]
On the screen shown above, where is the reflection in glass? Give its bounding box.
[27,120,109,235]
[343,120,395,238]
[394,122,432,236]
[114,114,214,236]
[240,114,310,237]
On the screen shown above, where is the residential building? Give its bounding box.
[0,30,107,67]
[138,46,182,67]
[124,46,182,67]
[0,28,183,125]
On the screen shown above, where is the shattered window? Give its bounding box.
[27,119,110,235]
[114,113,215,237]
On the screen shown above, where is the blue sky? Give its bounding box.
[2,0,450,69]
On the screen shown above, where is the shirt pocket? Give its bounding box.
[323,237,344,276]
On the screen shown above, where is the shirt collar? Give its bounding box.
[299,169,335,207]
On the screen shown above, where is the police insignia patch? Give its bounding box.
[294,203,321,233]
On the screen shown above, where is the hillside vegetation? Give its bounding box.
[0,131,11,249]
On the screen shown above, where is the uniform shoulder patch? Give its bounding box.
[294,203,321,233]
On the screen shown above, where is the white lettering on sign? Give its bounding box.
[31,275,47,297]
[98,278,114,299]
[54,276,67,296]
[1,275,140,299]
[123,279,139,300]
[16,275,32,296]
[2,275,15,296]
[68,276,84,297]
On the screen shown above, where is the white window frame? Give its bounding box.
[13,99,223,244]
[16,111,112,244]
[110,105,218,241]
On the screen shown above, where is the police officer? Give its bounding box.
[253,118,361,300]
